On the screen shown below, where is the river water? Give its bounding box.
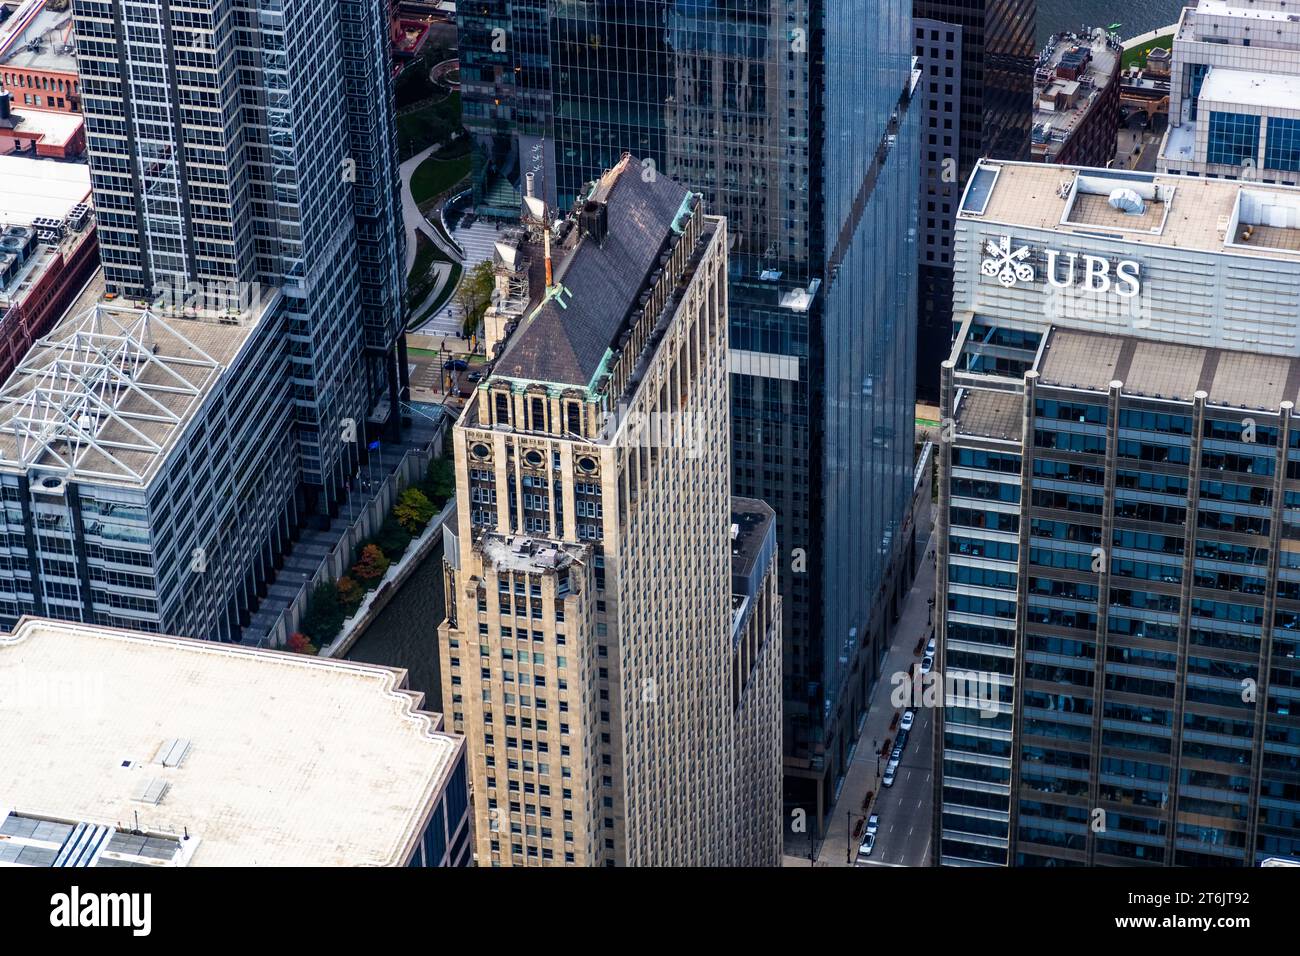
[1038,0,1186,44]
[344,539,446,711]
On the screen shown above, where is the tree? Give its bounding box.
[351,544,391,587]
[421,455,455,507]
[301,582,344,644]
[394,487,436,534]
[453,260,495,338]
[373,514,413,561]
[286,632,313,654]
[335,575,365,611]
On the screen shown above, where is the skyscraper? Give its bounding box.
[506,0,921,841]
[438,157,780,865]
[71,0,407,514]
[912,0,1036,399]
[935,159,1300,865]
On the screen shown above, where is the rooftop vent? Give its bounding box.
[579,200,608,246]
[153,737,192,768]
[1108,187,1145,215]
[133,778,170,805]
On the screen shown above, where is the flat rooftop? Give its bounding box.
[480,531,586,574]
[959,161,1300,262]
[0,270,276,486]
[1035,326,1300,412]
[730,497,775,583]
[0,153,89,227]
[0,617,464,867]
[956,389,1022,441]
[0,3,76,73]
[493,154,698,389]
[1198,67,1300,113]
[4,105,81,147]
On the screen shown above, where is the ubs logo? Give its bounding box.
[981,234,1142,298]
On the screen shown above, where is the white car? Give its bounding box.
[900,709,915,732]
[854,832,876,865]
[867,813,880,835]
[920,655,934,675]
[882,766,897,788]
[926,636,936,657]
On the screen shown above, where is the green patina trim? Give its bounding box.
[670,192,699,234]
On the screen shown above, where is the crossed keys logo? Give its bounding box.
[981,236,1035,287]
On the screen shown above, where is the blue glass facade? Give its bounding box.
[462,0,922,834]
[1266,117,1300,174]
[1206,111,1261,168]
[937,321,1300,866]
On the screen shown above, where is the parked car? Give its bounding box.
[895,729,909,752]
[867,813,879,835]
[900,709,915,732]
[467,371,482,382]
[858,832,876,859]
[926,636,936,657]
[890,747,903,765]
[920,655,934,675]
[883,766,897,788]
[443,359,469,371]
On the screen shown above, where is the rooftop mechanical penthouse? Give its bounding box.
[933,160,1300,866]
[438,156,781,866]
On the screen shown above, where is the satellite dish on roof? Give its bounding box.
[1108,187,1145,215]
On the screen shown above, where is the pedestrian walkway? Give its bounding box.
[410,217,502,337]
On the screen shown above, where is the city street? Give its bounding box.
[812,528,937,868]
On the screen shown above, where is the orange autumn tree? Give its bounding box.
[351,544,390,586]
[336,575,364,609]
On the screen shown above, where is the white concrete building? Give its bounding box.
[0,617,469,867]
[1160,0,1300,185]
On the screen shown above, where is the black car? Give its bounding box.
[443,359,469,371]
[895,729,909,752]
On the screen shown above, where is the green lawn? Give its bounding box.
[397,92,462,159]
[1121,33,1173,71]
[410,152,472,208]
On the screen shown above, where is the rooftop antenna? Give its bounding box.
[523,174,552,291]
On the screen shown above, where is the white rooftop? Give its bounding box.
[0,154,89,227]
[0,618,464,867]
[1199,67,1300,113]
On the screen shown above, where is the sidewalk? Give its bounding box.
[814,527,938,866]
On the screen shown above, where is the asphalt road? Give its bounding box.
[815,528,938,868]
[859,702,934,867]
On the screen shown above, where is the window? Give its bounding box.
[1265,116,1300,172]
[1206,111,1260,168]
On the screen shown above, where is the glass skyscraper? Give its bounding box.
[937,159,1300,866]
[459,0,921,837]
[72,0,407,512]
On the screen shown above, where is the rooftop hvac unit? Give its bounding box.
[67,204,91,231]
[31,216,63,243]
[2,225,34,259]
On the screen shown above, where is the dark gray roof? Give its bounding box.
[495,158,694,388]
